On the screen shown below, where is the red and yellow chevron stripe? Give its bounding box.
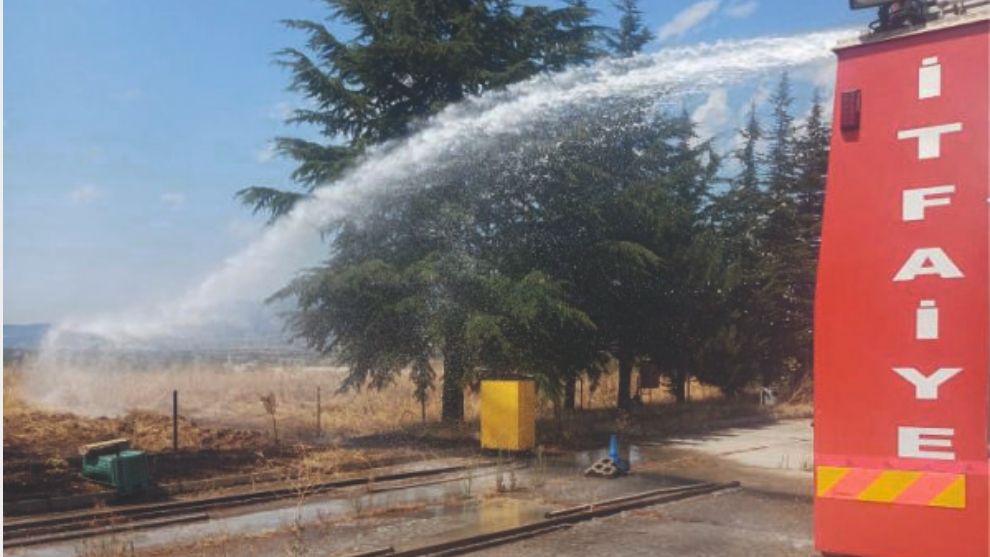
[816,466,965,509]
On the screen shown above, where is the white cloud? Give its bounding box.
[692,88,730,143]
[795,59,838,120]
[255,142,277,164]
[68,184,101,204]
[658,1,721,42]
[725,1,758,18]
[797,58,838,90]
[160,192,186,207]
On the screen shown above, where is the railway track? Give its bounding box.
[3,461,501,549]
[347,480,741,557]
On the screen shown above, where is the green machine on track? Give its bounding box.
[79,438,151,496]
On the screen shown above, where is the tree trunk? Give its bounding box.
[671,368,687,404]
[617,354,633,411]
[564,376,577,411]
[441,350,465,422]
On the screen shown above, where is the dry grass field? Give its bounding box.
[12,360,476,440]
[4,358,809,500]
[3,363,470,499]
[9,356,731,443]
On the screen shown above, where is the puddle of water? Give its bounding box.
[6,471,496,557]
[420,497,548,542]
[8,452,681,557]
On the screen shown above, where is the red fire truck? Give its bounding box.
[815,2,989,556]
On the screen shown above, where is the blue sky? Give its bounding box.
[3,1,873,324]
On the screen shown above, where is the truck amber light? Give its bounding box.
[840,90,862,132]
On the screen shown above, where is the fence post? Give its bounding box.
[316,386,322,438]
[172,390,178,451]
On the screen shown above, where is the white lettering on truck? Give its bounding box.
[898,427,956,460]
[898,123,963,159]
[892,57,966,464]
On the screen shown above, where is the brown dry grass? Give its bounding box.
[5,357,765,458]
[4,356,788,500]
[4,369,264,458]
[3,365,462,499]
[576,370,724,410]
[10,354,732,446]
[13,361,480,442]
[770,401,814,420]
[537,397,777,450]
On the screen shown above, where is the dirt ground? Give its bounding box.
[4,350,816,557]
[19,420,815,557]
[2,367,471,501]
[3,359,810,504]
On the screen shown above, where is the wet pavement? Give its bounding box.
[476,487,813,557]
[477,419,815,557]
[661,419,813,474]
[8,419,816,556]
[414,417,812,557]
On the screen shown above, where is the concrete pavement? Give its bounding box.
[477,419,817,557]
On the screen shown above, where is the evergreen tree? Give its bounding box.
[497,102,717,409]
[252,1,601,422]
[705,75,834,397]
[793,90,830,252]
[547,1,605,67]
[736,103,762,196]
[764,72,796,196]
[260,1,836,417]
[488,100,674,411]
[643,110,721,403]
[707,103,771,395]
[758,73,821,387]
[606,0,654,57]
[240,0,601,221]
[789,90,831,382]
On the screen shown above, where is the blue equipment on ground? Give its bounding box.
[608,433,631,473]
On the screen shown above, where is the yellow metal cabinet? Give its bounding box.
[480,379,536,451]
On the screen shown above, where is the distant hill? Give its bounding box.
[3,318,315,364]
[3,323,51,350]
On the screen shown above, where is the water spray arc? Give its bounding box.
[30,28,854,412]
[48,29,851,347]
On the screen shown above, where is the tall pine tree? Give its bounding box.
[255,1,601,422]
[606,0,654,57]
[790,90,831,384]
[240,0,601,222]
[757,73,826,387]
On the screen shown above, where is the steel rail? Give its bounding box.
[3,514,210,549]
[346,480,740,557]
[4,462,498,549]
[543,481,718,518]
